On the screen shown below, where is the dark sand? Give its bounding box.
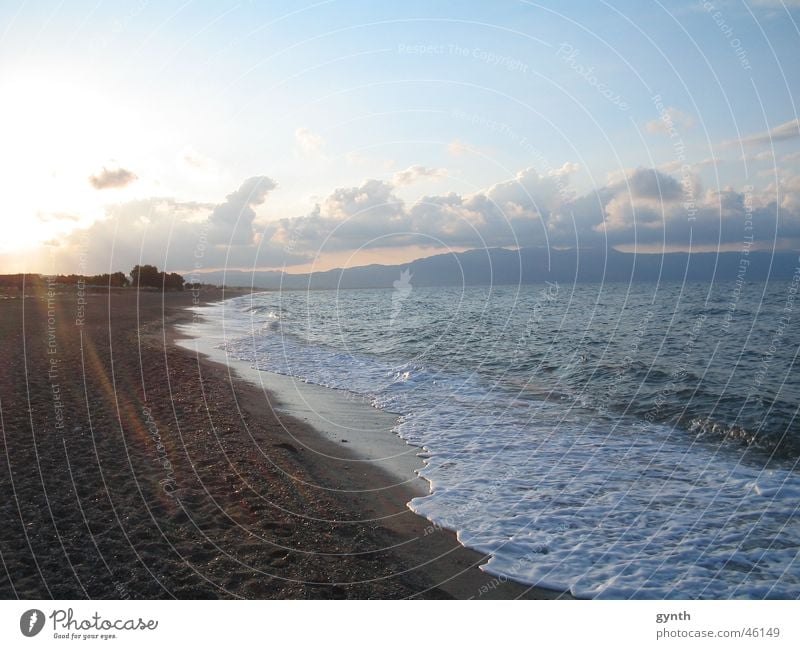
[0,288,569,599]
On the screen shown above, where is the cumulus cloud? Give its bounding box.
[269,179,410,252]
[88,165,138,189]
[594,168,684,234]
[275,164,800,252]
[591,169,800,247]
[626,167,684,201]
[323,178,401,220]
[49,164,800,274]
[549,161,580,177]
[272,167,574,253]
[208,176,277,245]
[734,118,800,147]
[645,107,695,134]
[48,189,307,274]
[391,164,448,187]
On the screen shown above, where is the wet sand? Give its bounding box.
[0,287,569,599]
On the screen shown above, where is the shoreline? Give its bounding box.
[170,294,571,599]
[173,309,428,496]
[0,288,569,599]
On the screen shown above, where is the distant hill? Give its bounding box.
[188,247,800,290]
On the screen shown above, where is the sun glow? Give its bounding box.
[0,70,149,254]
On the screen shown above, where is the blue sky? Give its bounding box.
[1,0,798,273]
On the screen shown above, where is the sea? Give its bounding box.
[192,279,800,598]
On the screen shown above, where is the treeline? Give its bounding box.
[130,265,185,290]
[54,272,130,287]
[0,265,200,291]
[0,274,130,290]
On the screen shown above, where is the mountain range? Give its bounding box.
[189,247,800,289]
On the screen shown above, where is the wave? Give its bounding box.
[684,416,800,459]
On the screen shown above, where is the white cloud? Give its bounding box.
[447,138,474,157]
[733,118,800,147]
[549,161,580,177]
[741,150,776,163]
[45,165,800,274]
[177,146,219,175]
[645,107,695,134]
[46,189,307,274]
[208,176,277,245]
[88,165,138,189]
[594,168,687,234]
[391,164,448,187]
[660,157,723,173]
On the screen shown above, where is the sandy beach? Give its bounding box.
[0,287,568,599]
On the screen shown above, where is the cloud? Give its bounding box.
[626,167,684,201]
[741,150,776,163]
[48,190,308,274]
[734,118,800,147]
[447,138,474,157]
[645,107,695,134]
[591,170,800,248]
[660,157,723,174]
[391,165,448,187]
[208,176,277,245]
[295,127,324,157]
[549,161,580,177]
[48,165,800,274]
[274,167,572,253]
[88,165,138,189]
[177,146,218,172]
[593,168,686,235]
[283,165,800,252]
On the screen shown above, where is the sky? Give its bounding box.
[1,0,799,275]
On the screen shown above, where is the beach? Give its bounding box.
[0,288,566,599]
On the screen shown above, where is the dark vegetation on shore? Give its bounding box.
[0,265,209,295]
